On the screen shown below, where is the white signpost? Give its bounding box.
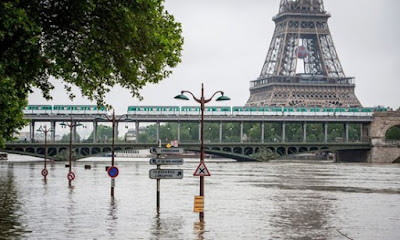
[149,158,184,165]
[150,147,184,154]
[149,146,185,213]
[149,169,184,179]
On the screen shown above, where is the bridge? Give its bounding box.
[4,142,371,162]
[22,114,371,145]
[3,113,375,161]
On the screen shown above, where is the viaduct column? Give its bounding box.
[156,122,160,142]
[282,122,286,143]
[261,122,265,143]
[135,121,139,143]
[51,121,56,142]
[240,122,244,143]
[73,122,77,143]
[30,121,35,143]
[324,123,328,143]
[345,123,349,143]
[361,123,369,142]
[114,122,119,142]
[93,121,97,143]
[219,122,222,143]
[177,122,181,142]
[198,122,201,142]
[303,122,307,142]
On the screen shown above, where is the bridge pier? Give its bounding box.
[303,122,307,142]
[135,121,139,143]
[50,121,56,142]
[93,121,97,143]
[156,122,160,142]
[30,121,35,143]
[261,122,265,143]
[240,122,244,143]
[177,122,181,142]
[345,123,349,143]
[324,122,328,143]
[219,122,222,143]
[282,122,286,143]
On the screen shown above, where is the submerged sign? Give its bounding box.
[149,158,184,165]
[150,147,184,155]
[149,169,184,179]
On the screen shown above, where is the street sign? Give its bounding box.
[194,162,211,176]
[150,147,184,155]
[41,168,48,177]
[149,158,184,165]
[194,196,204,213]
[149,169,184,179]
[67,172,76,181]
[107,166,119,178]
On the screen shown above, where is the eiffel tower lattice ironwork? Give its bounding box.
[246,0,362,108]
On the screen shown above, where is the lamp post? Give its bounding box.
[175,83,230,221]
[37,125,53,180]
[60,118,83,186]
[96,109,127,197]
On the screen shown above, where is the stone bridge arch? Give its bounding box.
[370,111,400,139]
[369,110,400,163]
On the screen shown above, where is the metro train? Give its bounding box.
[126,106,389,117]
[23,104,389,117]
[23,105,107,115]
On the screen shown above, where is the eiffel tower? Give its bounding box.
[246,0,362,108]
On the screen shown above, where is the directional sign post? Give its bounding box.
[149,146,185,213]
[149,169,184,179]
[150,147,184,155]
[149,158,184,165]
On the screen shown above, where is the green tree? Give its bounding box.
[60,133,81,143]
[87,125,112,143]
[386,126,400,140]
[0,0,183,147]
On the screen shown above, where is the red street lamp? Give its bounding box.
[175,83,230,221]
[60,118,83,186]
[37,125,54,180]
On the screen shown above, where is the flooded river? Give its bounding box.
[1,155,400,239]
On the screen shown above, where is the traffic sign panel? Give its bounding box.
[149,169,184,179]
[149,158,184,165]
[193,162,211,176]
[67,172,75,181]
[194,196,204,213]
[108,166,119,178]
[150,147,184,155]
[41,168,48,177]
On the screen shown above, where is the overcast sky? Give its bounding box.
[29,0,400,114]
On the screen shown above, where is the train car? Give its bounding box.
[232,106,265,116]
[204,106,231,116]
[53,105,107,115]
[181,106,200,115]
[127,106,179,115]
[23,105,53,114]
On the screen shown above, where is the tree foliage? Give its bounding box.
[386,126,400,140]
[0,0,183,147]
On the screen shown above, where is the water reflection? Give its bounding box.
[193,221,205,240]
[0,168,25,238]
[267,164,335,239]
[107,198,118,238]
[150,214,185,240]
